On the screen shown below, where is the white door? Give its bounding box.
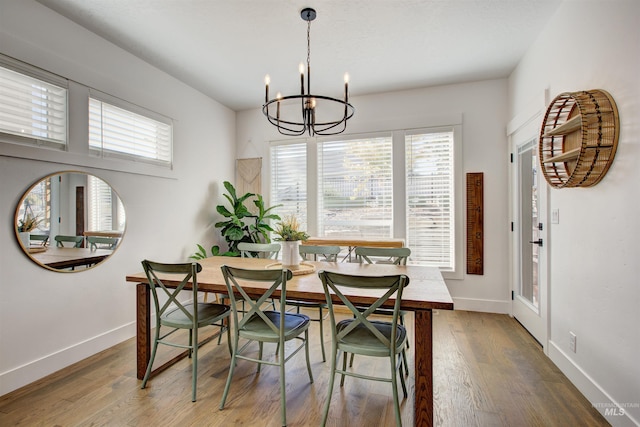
[511,138,548,348]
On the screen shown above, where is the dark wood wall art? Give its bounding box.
[466,172,483,275]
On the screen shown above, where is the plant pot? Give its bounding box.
[18,231,30,249]
[281,241,301,267]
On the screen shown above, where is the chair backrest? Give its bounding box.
[355,246,411,265]
[54,235,84,248]
[142,260,202,323]
[237,242,281,259]
[87,236,119,250]
[318,270,409,351]
[30,234,49,246]
[299,244,341,262]
[221,265,293,337]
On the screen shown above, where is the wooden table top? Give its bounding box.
[31,247,113,269]
[126,256,453,311]
[304,237,405,248]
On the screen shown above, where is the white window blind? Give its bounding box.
[0,64,67,147]
[405,130,455,269]
[318,136,393,239]
[87,175,114,231]
[87,175,125,232]
[270,142,308,229]
[89,97,172,165]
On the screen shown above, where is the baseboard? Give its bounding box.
[451,297,510,314]
[548,340,639,427]
[0,322,136,397]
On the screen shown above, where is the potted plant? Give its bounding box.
[273,215,309,267]
[191,181,281,260]
[17,213,42,249]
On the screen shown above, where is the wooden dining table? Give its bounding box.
[303,236,406,261]
[125,256,453,426]
[30,246,113,269]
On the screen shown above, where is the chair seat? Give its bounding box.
[240,311,310,342]
[336,319,407,356]
[161,302,231,329]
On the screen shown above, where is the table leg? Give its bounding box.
[136,283,151,380]
[414,309,433,426]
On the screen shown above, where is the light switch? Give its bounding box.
[551,209,559,224]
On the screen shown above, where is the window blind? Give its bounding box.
[87,175,114,231]
[270,142,308,228]
[405,131,455,269]
[318,136,393,239]
[0,65,67,147]
[89,97,172,165]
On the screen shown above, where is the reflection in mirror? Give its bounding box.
[15,171,126,272]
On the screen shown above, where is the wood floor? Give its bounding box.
[0,310,609,426]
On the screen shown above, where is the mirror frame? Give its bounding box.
[14,171,126,272]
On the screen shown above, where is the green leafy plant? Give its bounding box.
[273,215,309,241]
[191,181,282,259]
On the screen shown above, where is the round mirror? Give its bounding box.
[15,171,126,272]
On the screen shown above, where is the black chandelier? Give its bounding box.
[262,7,355,136]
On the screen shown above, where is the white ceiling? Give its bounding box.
[35,0,562,112]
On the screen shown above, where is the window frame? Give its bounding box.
[269,124,463,279]
[0,54,69,150]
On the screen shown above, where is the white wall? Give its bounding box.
[0,1,235,395]
[508,1,640,425]
[237,79,511,313]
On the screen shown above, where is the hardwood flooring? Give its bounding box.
[0,310,609,426]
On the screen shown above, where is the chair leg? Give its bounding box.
[400,312,409,349]
[225,319,233,356]
[321,344,338,427]
[318,305,326,362]
[401,348,409,377]
[257,342,263,373]
[219,338,239,410]
[399,355,408,398]
[340,351,348,387]
[141,323,161,390]
[188,329,193,358]
[304,330,314,383]
[278,337,287,427]
[191,327,198,402]
[390,353,402,427]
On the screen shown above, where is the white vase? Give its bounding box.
[18,231,30,249]
[281,241,301,267]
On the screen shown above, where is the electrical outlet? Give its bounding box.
[552,209,560,224]
[569,331,577,352]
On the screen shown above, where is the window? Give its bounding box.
[270,142,308,228]
[406,130,455,269]
[87,175,125,232]
[270,126,460,272]
[0,61,68,148]
[89,97,172,166]
[318,136,393,239]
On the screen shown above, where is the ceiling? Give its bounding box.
[35,0,562,112]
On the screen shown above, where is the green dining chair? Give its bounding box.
[238,242,281,259]
[318,270,409,427]
[87,236,119,250]
[354,246,411,265]
[354,246,411,373]
[30,234,49,247]
[219,265,314,427]
[54,235,84,248]
[219,242,281,319]
[282,244,342,362]
[140,260,231,402]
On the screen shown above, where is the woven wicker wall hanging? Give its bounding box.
[538,89,619,188]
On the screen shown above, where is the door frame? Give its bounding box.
[507,91,550,352]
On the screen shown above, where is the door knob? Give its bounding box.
[529,238,543,247]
